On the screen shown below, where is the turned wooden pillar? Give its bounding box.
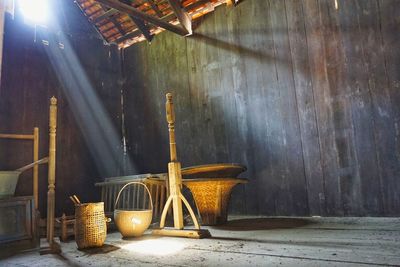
[166,93,177,162]
[33,127,39,210]
[165,93,184,229]
[46,97,57,243]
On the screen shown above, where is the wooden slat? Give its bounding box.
[354,0,397,216]
[270,0,308,215]
[109,15,127,35]
[154,184,160,217]
[302,0,340,216]
[0,134,35,140]
[338,0,382,215]
[146,0,164,17]
[101,187,106,211]
[378,0,400,215]
[285,0,325,215]
[92,8,119,24]
[320,0,359,215]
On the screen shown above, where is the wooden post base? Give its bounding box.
[152,228,211,239]
[39,238,61,255]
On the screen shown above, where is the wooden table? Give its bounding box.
[183,178,248,225]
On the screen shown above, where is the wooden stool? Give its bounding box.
[58,214,75,242]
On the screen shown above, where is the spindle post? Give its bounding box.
[166,93,184,229]
[153,93,210,238]
[33,127,39,210]
[47,97,57,244]
[166,93,177,162]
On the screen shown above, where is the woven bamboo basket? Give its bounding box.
[114,182,153,238]
[75,202,107,249]
[183,178,247,225]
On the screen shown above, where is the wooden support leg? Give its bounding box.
[159,195,173,228]
[180,193,200,229]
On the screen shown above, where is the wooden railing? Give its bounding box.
[0,128,39,209]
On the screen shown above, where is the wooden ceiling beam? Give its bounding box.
[92,8,119,24]
[114,0,210,45]
[120,0,153,42]
[129,16,154,42]
[167,0,192,35]
[114,28,141,44]
[95,0,189,36]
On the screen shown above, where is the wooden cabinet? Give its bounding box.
[0,196,35,244]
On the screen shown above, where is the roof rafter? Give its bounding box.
[129,15,153,42]
[120,1,153,43]
[114,0,211,45]
[76,0,234,48]
[95,0,190,36]
[167,0,192,35]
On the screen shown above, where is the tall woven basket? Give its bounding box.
[75,202,107,249]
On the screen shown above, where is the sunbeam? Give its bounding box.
[38,5,137,177]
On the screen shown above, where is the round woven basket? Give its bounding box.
[75,202,107,249]
[114,182,153,238]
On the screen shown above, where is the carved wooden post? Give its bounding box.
[166,93,184,229]
[166,93,177,162]
[33,127,39,210]
[47,97,57,243]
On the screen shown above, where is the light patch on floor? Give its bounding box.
[121,239,186,255]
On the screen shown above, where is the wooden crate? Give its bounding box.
[0,196,36,244]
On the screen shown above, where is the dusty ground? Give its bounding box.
[1,216,399,266]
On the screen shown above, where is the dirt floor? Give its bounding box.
[1,216,399,266]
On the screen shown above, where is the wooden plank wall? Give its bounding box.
[0,3,122,216]
[122,0,400,216]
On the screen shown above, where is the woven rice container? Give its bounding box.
[75,202,107,249]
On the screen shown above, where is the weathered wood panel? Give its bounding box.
[286,0,325,216]
[123,0,400,216]
[378,0,400,215]
[1,0,398,217]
